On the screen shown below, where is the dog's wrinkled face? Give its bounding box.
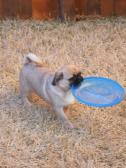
[52,65,83,91]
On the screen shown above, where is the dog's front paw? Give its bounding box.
[63,121,75,129]
[24,100,32,108]
[20,97,32,108]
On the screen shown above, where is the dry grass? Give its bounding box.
[0,17,126,168]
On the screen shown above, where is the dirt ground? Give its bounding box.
[0,17,126,168]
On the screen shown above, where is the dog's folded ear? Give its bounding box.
[52,72,64,85]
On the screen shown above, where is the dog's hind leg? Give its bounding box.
[19,73,32,107]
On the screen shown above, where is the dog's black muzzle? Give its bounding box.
[69,73,83,87]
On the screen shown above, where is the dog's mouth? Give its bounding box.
[69,72,83,87]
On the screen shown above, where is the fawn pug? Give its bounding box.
[19,53,83,129]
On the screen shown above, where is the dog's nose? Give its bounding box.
[79,76,83,83]
[78,76,83,83]
[73,76,83,87]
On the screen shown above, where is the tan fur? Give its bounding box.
[20,53,82,129]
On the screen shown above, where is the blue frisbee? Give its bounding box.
[71,77,125,107]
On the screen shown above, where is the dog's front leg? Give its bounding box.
[53,106,74,129]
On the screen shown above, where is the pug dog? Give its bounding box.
[19,53,83,129]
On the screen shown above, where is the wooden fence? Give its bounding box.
[0,0,126,20]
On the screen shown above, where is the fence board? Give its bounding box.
[101,0,114,16]
[87,0,100,15]
[2,0,15,17]
[0,0,2,18]
[75,0,88,15]
[0,0,126,20]
[18,0,32,19]
[32,0,58,20]
[0,0,31,19]
[64,0,75,18]
[115,0,126,16]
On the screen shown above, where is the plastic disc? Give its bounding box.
[71,77,125,107]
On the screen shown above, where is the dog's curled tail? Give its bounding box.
[24,53,42,64]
